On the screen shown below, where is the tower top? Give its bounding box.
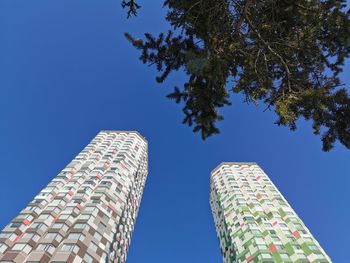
[211,162,258,174]
[100,130,147,142]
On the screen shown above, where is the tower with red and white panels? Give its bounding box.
[0,130,148,263]
[210,162,331,263]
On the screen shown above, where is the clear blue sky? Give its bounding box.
[0,1,349,262]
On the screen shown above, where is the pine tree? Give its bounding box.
[124,0,350,151]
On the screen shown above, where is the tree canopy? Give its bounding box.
[123,0,350,151]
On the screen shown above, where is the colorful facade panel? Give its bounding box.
[0,130,148,263]
[210,162,331,263]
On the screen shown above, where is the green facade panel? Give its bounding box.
[210,162,331,263]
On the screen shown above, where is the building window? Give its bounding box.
[12,243,32,254]
[52,223,69,232]
[0,232,12,239]
[254,237,265,244]
[251,229,260,234]
[59,214,70,220]
[90,242,98,253]
[67,233,84,241]
[85,206,96,212]
[94,232,102,242]
[0,243,8,253]
[297,253,307,259]
[98,222,107,232]
[314,253,325,259]
[61,243,80,254]
[309,245,319,251]
[279,253,289,259]
[74,223,88,229]
[79,214,91,220]
[101,252,107,261]
[271,236,280,242]
[22,233,40,242]
[64,206,75,212]
[10,222,22,228]
[260,253,272,259]
[38,214,53,220]
[275,245,285,250]
[83,253,94,263]
[37,244,55,254]
[31,222,49,231]
[44,232,63,242]
[257,244,268,250]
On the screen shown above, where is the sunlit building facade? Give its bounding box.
[0,130,148,263]
[210,162,331,263]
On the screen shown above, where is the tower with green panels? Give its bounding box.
[209,162,331,263]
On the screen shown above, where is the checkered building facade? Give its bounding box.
[0,130,148,263]
[210,162,331,263]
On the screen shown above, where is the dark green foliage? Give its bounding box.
[121,0,141,18]
[126,0,350,151]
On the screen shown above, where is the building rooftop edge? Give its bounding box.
[99,130,147,142]
[211,162,258,174]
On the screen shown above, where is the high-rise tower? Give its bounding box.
[0,130,148,263]
[210,162,331,263]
